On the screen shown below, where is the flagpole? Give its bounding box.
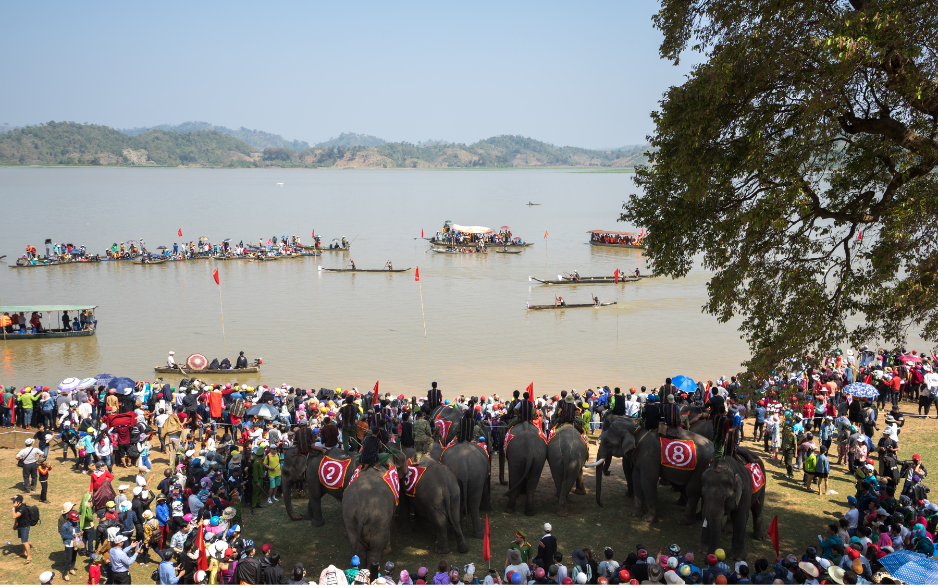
[0,293,5,343]
[419,281,427,341]
[215,270,226,350]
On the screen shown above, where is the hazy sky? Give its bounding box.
[2,1,695,149]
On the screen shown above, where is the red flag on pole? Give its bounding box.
[196,520,209,571]
[857,230,863,242]
[767,515,780,557]
[312,229,315,239]
[421,228,424,238]
[544,230,548,238]
[373,381,379,395]
[614,269,619,284]
[178,228,182,237]
[212,269,219,285]
[415,267,420,282]
[526,382,534,395]
[482,514,491,562]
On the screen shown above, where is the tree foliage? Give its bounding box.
[622,0,938,375]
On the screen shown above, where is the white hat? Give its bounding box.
[185,450,195,457]
[143,510,153,519]
[114,535,128,543]
[133,487,142,496]
[123,387,132,395]
[118,484,130,491]
[169,351,175,355]
[24,439,34,445]
[62,502,75,514]
[543,523,552,532]
[39,571,55,584]
[195,571,206,583]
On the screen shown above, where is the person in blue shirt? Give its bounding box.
[754,403,766,448]
[159,549,183,584]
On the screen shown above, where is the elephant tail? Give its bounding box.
[506,454,535,495]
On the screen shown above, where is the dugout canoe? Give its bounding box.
[528,275,643,285]
[132,257,168,265]
[153,366,261,374]
[431,248,489,254]
[494,250,522,254]
[526,302,617,310]
[320,267,412,273]
[9,258,101,268]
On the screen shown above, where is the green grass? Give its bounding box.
[1,400,931,584]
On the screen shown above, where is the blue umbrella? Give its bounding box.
[880,551,938,584]
[672,375,697,393]
[94,374,116,388]
[245,404,278,420]
[108,377,136,393]
[843,382,879,399]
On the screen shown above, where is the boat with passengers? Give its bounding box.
[0,305,98,339]
[428,220,531,248]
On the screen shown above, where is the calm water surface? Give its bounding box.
[0,168,894,395]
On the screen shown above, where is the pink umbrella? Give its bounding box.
[501,226,510,229]
[897,355,922,363]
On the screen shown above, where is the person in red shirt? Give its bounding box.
[89,463,113,493]
[88,553,102,584]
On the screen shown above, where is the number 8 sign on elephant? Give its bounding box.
[659,438,697,470]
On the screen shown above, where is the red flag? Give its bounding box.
[544,230,548,238]
[7,393,15,428]
[178,228,182,237]
[526,382,534,395]
[212,268,219,285]
[614,269,619,284]
[415,267,420,282]
[312,229,315,239]
[421,228,424,238]
[373,381,379,395]
[482,514,491,562]
[767,515,780,557]
[196,520,209,571]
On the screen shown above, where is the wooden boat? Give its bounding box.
[10,258,101,268]
[587,230,645,250]
[154,366,260,374]
[494,250,522,254]
[0,305,98,339]
[133,257,168,265]
[321,246,350,252]
[320,267,412,273]
[103,256,138,262]
[528,275,643,285]
[429,239,529,248]
[431,247,488,254]
[526,301,616,310]
[527,202,541,206]
[249,253,312,261]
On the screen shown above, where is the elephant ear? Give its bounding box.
[620,431,637,457]
[733,473,743,507]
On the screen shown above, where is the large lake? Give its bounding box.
[1,168,910,395]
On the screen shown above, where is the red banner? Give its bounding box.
[178,229,182,237]
[476,441,489,457]
[212,268,219,285]
[434,418,452,443]
[404,464,427,497]
[415,267,420,282]
[503,431,514,453]
[746,462,765,493]
[318,456,352,490]
[660,438,697,470]
[348,465,363,485]
[383,467,400,505]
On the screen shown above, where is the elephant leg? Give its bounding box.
[641,471,659,523]
[630,468,645,517]
[308,484,327,527]
[680,481,702,525]
[524,475,538,517]
[469,484,484,539]
[574,468,586,495]
[427,509,452,554]
[481,475,492,511]
[623,459,634,498]
[751,500,766,539]
[730,505,749,561]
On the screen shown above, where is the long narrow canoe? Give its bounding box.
[589,241,645,250]
[526,302,616,310]
[249,253,318,261]
[529,275,643,285]
[154,366,260,374]
[102,256,139,262]
[320,267,412,273]
[431,248,488,254]
[494,250,522,254]
[10,259,101,268]
[429,239,531,248]
[133,258,168,265]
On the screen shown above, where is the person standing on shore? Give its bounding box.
[16,438,42,492]
[11,494,33,563]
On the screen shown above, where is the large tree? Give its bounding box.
[623,0,938,374]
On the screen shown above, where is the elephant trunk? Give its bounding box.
[284,482,304,521]
[703,505,724,554]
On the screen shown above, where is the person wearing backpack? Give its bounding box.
[16,438,43,492]
[11,494,36,563]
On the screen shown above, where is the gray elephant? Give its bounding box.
[281,446,359,526]
[342,455,408,562]
[498,422,548,516]
[546,426,588,516]
[396,455,469,553]
[589,417,713,523]
[439,441,491,537]
[699,448,767,561]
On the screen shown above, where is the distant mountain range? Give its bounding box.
[0,121,651,168]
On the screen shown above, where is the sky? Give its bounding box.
[1,1,696,149]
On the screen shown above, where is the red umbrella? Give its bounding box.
[897,355,923,363]
[500,226,510,229]
[187,354,208,370]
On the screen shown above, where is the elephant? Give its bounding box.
[281,446,359,527]
[546,425,589,516]
[589,417,713,523]
[342,463,402,563]
[396,455,469,553]
[498,422,548,516]
[439,441,491,538]
[699,448,766,561]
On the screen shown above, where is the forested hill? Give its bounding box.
[120,121,310,151]
[0,122,650,168]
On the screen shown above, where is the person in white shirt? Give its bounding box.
[624,395,640,417]
[167,352,176,368]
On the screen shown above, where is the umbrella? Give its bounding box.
[880,551,938,584]
[245,404,278,420]
[672,375,697,393]
[125,240,141,247]
[94,374,116,388]
[843,382,879,399]
[58,377,82,392]
[500,226,510,230]
[898,355,923,363]
[77,377,96,390]
[109,377,136,394]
